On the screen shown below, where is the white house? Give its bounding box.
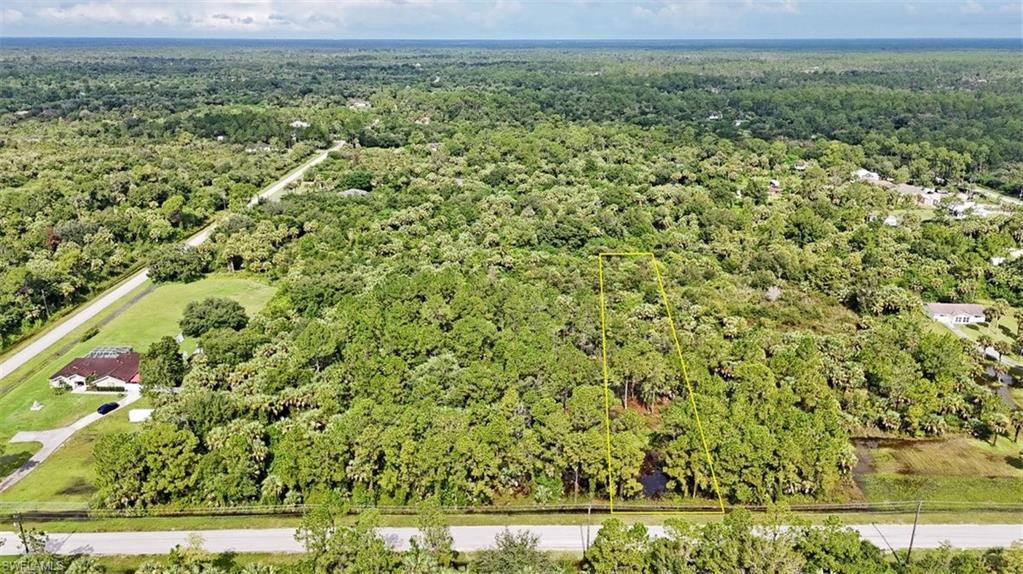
[924,303,987,326]
[948,201,988,219]
[852,168,880,182]
[991,249,1023,266]
[883,215,899,227]
[290,120,310,129]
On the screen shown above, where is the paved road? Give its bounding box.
[0,524,1019,556]
[0,141,343,383]
[0,389,142,493]
[973,185,1023,208]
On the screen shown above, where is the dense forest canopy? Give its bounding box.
[1,41,1021,510]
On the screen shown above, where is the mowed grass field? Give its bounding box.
[0,275,275,503]
[0,397,151,503]
[958,310,1022,362]
[856,437,1023,505]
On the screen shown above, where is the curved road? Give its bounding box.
[0,524,1019,556]
[0,142,343,382]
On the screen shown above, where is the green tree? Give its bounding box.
[140,336,185,390]
[296,499,397,574]
[415,497,455,567]
[794,517,892,573]
[149,244,211,283]
[984,413,1010,446]
[1010,409,1023,443]
[342,169,374,191]
[179,297,249,337]
[585,518,650,574]
[471,529,556,574]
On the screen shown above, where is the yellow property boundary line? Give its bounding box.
[597,252,726,514]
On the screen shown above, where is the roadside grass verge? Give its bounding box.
[11,507,1023,535]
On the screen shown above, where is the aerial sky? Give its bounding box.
[1,0,1020,39]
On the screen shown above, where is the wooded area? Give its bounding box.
[2,42,1021,513]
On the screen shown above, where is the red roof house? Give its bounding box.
[49,347,140,390]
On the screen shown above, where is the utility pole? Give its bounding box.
[14,513,27,555]
[906,501,923,564]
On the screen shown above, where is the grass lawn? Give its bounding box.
[1011,386,1023,408]
[14,508,1023,536]
[856,437,1023,505]
[0,398,152,504]
[0,276,275,499]
[959,312,1022,362]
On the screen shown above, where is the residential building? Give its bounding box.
[852,168,880,181]
[49,347,140,390]
[924,303,987,326]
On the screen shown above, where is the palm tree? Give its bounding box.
[978,334,995,355]
[985,413,1010,446]
[1011,409,1023,443]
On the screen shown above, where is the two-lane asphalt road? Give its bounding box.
[0,141,343,382]
[0,524,1020,556]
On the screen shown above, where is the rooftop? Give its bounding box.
[52,348,140,383]
[924,303,986,316]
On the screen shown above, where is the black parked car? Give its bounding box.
[97,402,120,415]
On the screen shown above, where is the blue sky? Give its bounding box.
[1,1,1020,39]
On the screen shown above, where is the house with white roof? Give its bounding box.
[924,303,986,326]
[852,168,880,182]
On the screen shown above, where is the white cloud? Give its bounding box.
[3,0,1020,39]
[37,2,174,25]
[467,0,524,29]
[960,0,984,13]
[629,0,793,33]
[743,0,799,14]
[2,8,25,24]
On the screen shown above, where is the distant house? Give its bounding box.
[290,120,310,129]
[49,347,140,390]
[948,201,982,219]
[991,249,1023,266]
[893,183,945,207]
[769,179,782,193]
[707,113,722,121]
[883,215,899,227]
[793,161,808,172]
[852,168,880,182]
[924,303,986,326]
[340,188,369,198]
